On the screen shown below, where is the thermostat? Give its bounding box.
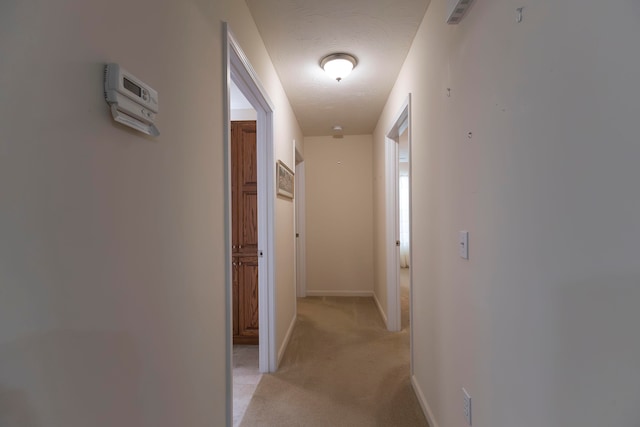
[104,63,159,136]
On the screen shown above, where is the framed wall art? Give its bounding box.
[276,160,294,199]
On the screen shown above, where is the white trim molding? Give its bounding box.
[305,290,374,297]
[277,314,297,367]
[373,292,388,326]
[411,375,440,427]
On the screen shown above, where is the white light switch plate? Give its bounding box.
[463,387,472,425]
[459,231,469,259]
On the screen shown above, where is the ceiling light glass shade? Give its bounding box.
[323,59,353,81]
[320,53,357,82]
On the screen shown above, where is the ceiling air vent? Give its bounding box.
[446,0,474,24]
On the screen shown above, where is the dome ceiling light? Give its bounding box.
[320,53,358,82]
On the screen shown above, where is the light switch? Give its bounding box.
[459,231,469,259]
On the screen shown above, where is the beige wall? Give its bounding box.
[0,0,301,426]
[374,0,640,426]
[305,135,374,295]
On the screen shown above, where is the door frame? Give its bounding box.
[385,95,413,347]
[224,24,277,420]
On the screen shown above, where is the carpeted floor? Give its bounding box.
[233,345,262,427]
[239,285,428,427]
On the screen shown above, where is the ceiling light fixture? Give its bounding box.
[320,53,358,82]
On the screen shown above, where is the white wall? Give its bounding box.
[230,108,257,121]
[374,0,640,426]
[305,135,374,296]
[0,0,301,425]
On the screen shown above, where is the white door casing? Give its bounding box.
[385,95,413,373]
[224,22,277,427]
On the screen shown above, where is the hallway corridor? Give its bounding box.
[239,296,428,426]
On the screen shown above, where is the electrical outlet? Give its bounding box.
[463,388,472,425]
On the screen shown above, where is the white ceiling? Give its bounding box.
[245,0,430,136]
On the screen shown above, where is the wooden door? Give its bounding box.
[231,121,259,345]
[233,256,259,343]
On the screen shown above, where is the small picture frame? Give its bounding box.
[276,160,294,199]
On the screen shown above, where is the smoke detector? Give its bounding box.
[446,0,474,24]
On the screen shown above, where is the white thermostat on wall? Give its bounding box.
[104,63,159,136]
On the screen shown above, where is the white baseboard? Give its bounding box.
[305,290,373,297]
[411,375,439,427]
[372,292,388,327]
[277,314,297,368]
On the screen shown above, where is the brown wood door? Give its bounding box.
[233,256,259,344]
[231,121,258,345]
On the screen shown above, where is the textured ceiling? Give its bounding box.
[245,0,430,136]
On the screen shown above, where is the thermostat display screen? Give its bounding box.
[123,77,142,97]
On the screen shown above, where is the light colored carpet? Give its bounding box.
[233,345,261,427]
[239,293,428,427]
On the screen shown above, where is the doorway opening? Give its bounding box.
[229,82,260,427]
[384,95,413,356]
[230,87,259,346]
[224,24,277,427]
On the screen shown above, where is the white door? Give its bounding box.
[295,149,306,298]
